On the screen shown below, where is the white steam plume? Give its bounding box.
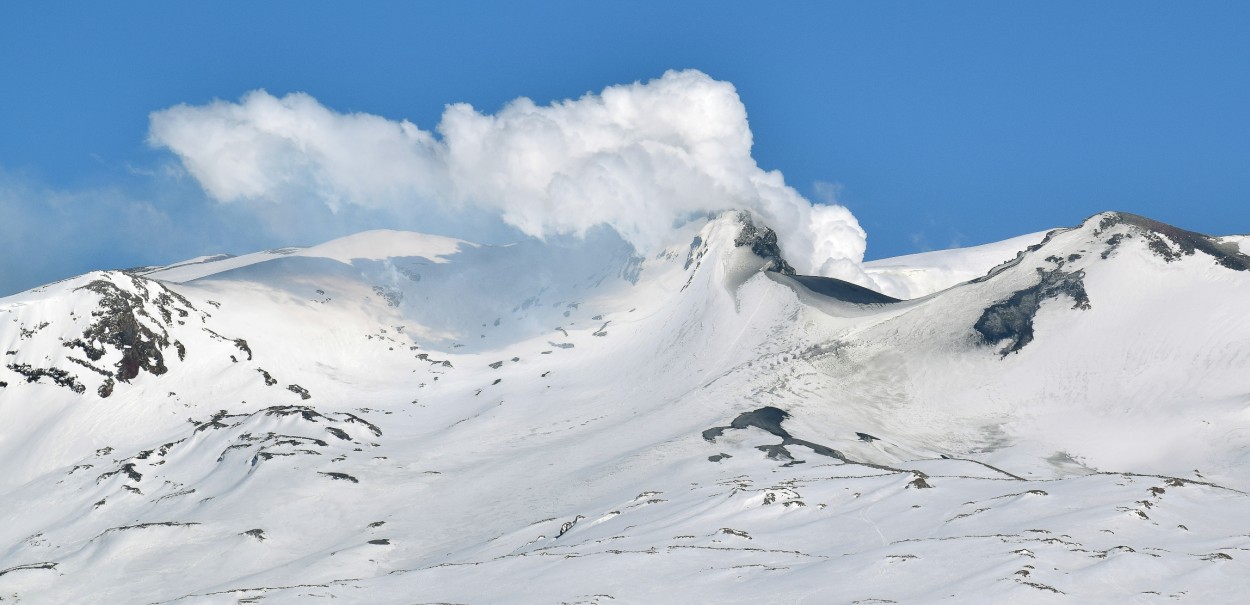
[149,70,871,283]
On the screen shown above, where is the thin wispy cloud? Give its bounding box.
[0,173,170,293]
[0,169,276,296]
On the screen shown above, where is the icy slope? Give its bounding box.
[1,211,1249,604]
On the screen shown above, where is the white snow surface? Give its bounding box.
[865,230,1051,299]
[1216,234,1249,255]
[1,211,1249,603]
[141,229,472,283]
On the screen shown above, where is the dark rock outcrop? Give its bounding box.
[64,275,195,384]
[789,275,900,305]
[1097,212,1249,270]
[974,268,1091,357]
[734,216,796,275]
[703,406,843,462]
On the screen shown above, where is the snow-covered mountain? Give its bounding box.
[2,211,1249,604]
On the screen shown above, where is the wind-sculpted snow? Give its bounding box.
[230,465,1249,604]
[2,211,1250,602]
[0,404,391,602]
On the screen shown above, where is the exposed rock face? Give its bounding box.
[64,275,195,383]
[972,211,1249,358]
[1097,212,1250,271]
[5,363,86,394]
[703,406,842,462]
[4,212,1250,602]
[733,215,796,275]
[287,384,312,400]
[974,268,1091,357]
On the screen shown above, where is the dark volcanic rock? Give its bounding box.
[1098,212,1250,271]
[319,472,359,483]
[684,236,704,270]
[325,427,352,441]
[63,275,195,383]
[7,363,86,394]
[0,562,58,578]
[256,368,278,386]
[263,405,325,422]
[97,378,114,398]
[704,406,846,462]
[734,215,796,275]
[974,268,1091,357]
[972,212,1245,358]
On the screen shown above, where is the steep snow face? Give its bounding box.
[2,211,1249,603]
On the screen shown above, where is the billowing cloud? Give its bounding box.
[149,70,871,283]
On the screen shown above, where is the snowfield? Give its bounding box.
[1,211,1249,604]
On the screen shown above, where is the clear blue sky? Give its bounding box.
[2,2,1248,294]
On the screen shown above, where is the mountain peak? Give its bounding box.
[4,211,1250,602]
[1088,211,1250,271]
[730,212,796,276]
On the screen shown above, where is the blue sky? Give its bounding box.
[2,2,1248,295]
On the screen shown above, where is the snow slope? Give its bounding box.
[865,230,1050,299]
[1,211,1248,604]
[138,229,472,283]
